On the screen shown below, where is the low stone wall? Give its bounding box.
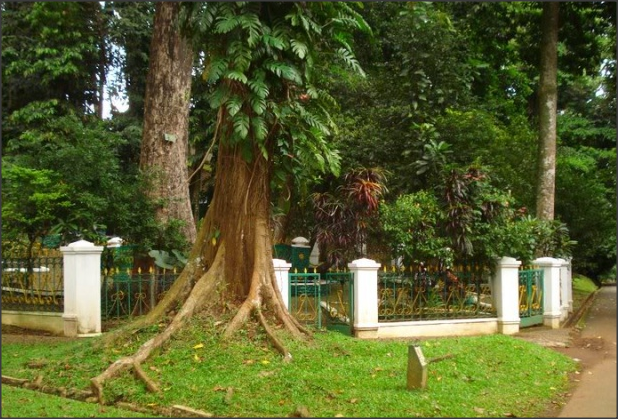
[375,318,498,339]
[2,311,64,335]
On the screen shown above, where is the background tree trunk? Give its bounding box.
[139,2,196,244]
[536,2,559,221]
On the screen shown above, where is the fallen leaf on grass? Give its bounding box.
[193,343,204,349]
[349,398,358,404]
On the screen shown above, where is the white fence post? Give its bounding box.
[557,258,570,321]
[492,257,522,335]
[348,258,381,338]
[272,259,292,310]
[60,239,104,337]
[533,257,563,329]
[566,257,573,312]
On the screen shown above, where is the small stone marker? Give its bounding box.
[407,344,428,390]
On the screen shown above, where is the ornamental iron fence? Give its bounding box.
[288,269,354,335]
[1,251,64,313]
[377,262,495,322]
[518,267,544,327]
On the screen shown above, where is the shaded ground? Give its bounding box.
[514,286,617,418]
[1,324,76,345]
[517,326,608,418]
[556,286,616,418]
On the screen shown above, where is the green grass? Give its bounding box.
[1,315,577,418]
[572,274,598,294]
[571,274,599,328]
[1,386,152,418]
[572,274,598,310]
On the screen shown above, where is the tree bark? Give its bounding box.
[94,140,308,403]
[139,2,196,244]
[536,2,559,221]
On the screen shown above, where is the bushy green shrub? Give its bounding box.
[377,165,575,267]
[380,191,452,265]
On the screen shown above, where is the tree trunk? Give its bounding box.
[536,2,559,221]
[139,2,196,244]
[93,141,308,404]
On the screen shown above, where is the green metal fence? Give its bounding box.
[377,263,495,322]
[1,249,180,321]
[288,269,354,334]
[321,271,354,335]
[101,268,178,320]
[289,270,322,326]
[518,268,544,327]
[1,254,64,313]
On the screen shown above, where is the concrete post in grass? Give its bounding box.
[61,239,104,337]
[533,257,563,329]
[273,259,292,310]
[407,345,428,390]
[348,258,381,338]
[492,257,522,335]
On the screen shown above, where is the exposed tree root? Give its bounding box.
[99,261,195,347]
[132,361,159,393]
[91,247,225,404]
[255,308,292,362]
[2,375,29,386]
[2,375,94,401]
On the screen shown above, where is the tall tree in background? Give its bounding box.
[91,2,368,401]
[108,1,154,120]
[139,2,196,244]
[535,2,559,220]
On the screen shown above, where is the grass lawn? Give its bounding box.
[1,313,577,418]
[571,274,599,310]
[1,385,152,418]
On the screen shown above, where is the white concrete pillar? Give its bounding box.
[533,257,563,329]
[566,257,573,312]
[557,258,570,320]
[272,259,292,310]
[61,239,104,337]
[348,258,380,338]
[492,257,522,335]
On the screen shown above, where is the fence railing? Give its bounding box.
[101,268,179,320]
[518,268,544,327]
[288,270,354,332]
[1,255,64,313]
[1,252,179,320]
[377,264,495,322]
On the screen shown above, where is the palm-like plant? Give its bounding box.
[312,167,387,268]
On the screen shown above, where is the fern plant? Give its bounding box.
[182,1,369,180]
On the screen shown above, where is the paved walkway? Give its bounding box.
[558,286,616,418]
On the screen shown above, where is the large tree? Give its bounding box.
[91,2,367,401]
[139,2,196,244]
[535,1,559,220]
